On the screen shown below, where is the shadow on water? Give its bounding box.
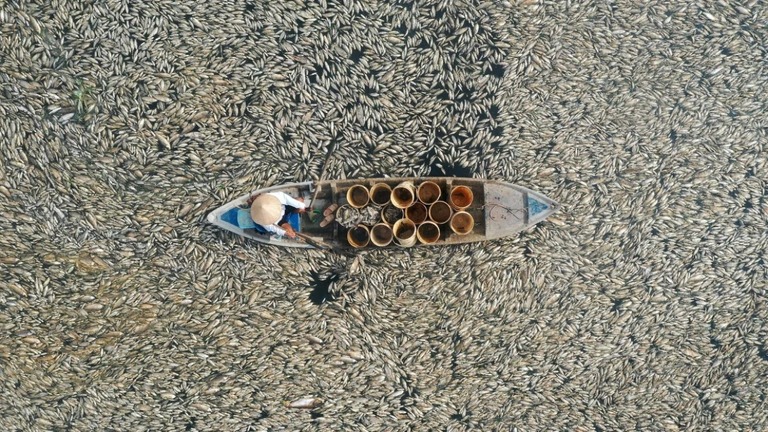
[422,148,476,178]
[308,270,340,305]
[427,161,474,177]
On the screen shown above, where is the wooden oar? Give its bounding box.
[309,141,338,220]
[300,140,359,257]
[294,232,333,249]
[295,232,356,257]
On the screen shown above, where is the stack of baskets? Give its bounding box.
[341,180,475,248]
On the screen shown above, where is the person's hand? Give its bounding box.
[281,223,297,239]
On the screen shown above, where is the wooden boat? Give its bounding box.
[206,177,560,249]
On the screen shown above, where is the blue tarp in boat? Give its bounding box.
[221,207,299,235]
[528,196,549,217]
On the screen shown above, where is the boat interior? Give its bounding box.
[212,177,557,249]
[301,178,487,246]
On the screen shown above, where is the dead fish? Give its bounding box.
[285,398,323,409]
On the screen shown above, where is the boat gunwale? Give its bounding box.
[207,178,560,249]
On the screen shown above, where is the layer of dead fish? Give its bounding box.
[0,0,765,430]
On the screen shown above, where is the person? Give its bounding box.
[248,192,306,239]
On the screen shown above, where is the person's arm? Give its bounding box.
[273,192,306,210]
[262,223,286,237]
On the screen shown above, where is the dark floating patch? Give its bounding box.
[758,346,768,362]
[368,171,389,179]
[489,104,500,119]
[309,63,324,84]
[669,129,677,143]
[488,63,506,78]
[426,162,444,176]
[350,48,364,64]
[280,130,291,144]
[449,164,474,177]
[610,298,625,313]
[427,161,473,177]
[491,126,503,137]
[309,270,340,305]
[363,84,377,97]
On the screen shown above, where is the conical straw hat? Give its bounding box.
[250,194,282,225]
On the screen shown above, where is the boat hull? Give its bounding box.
[207,177,560,249]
